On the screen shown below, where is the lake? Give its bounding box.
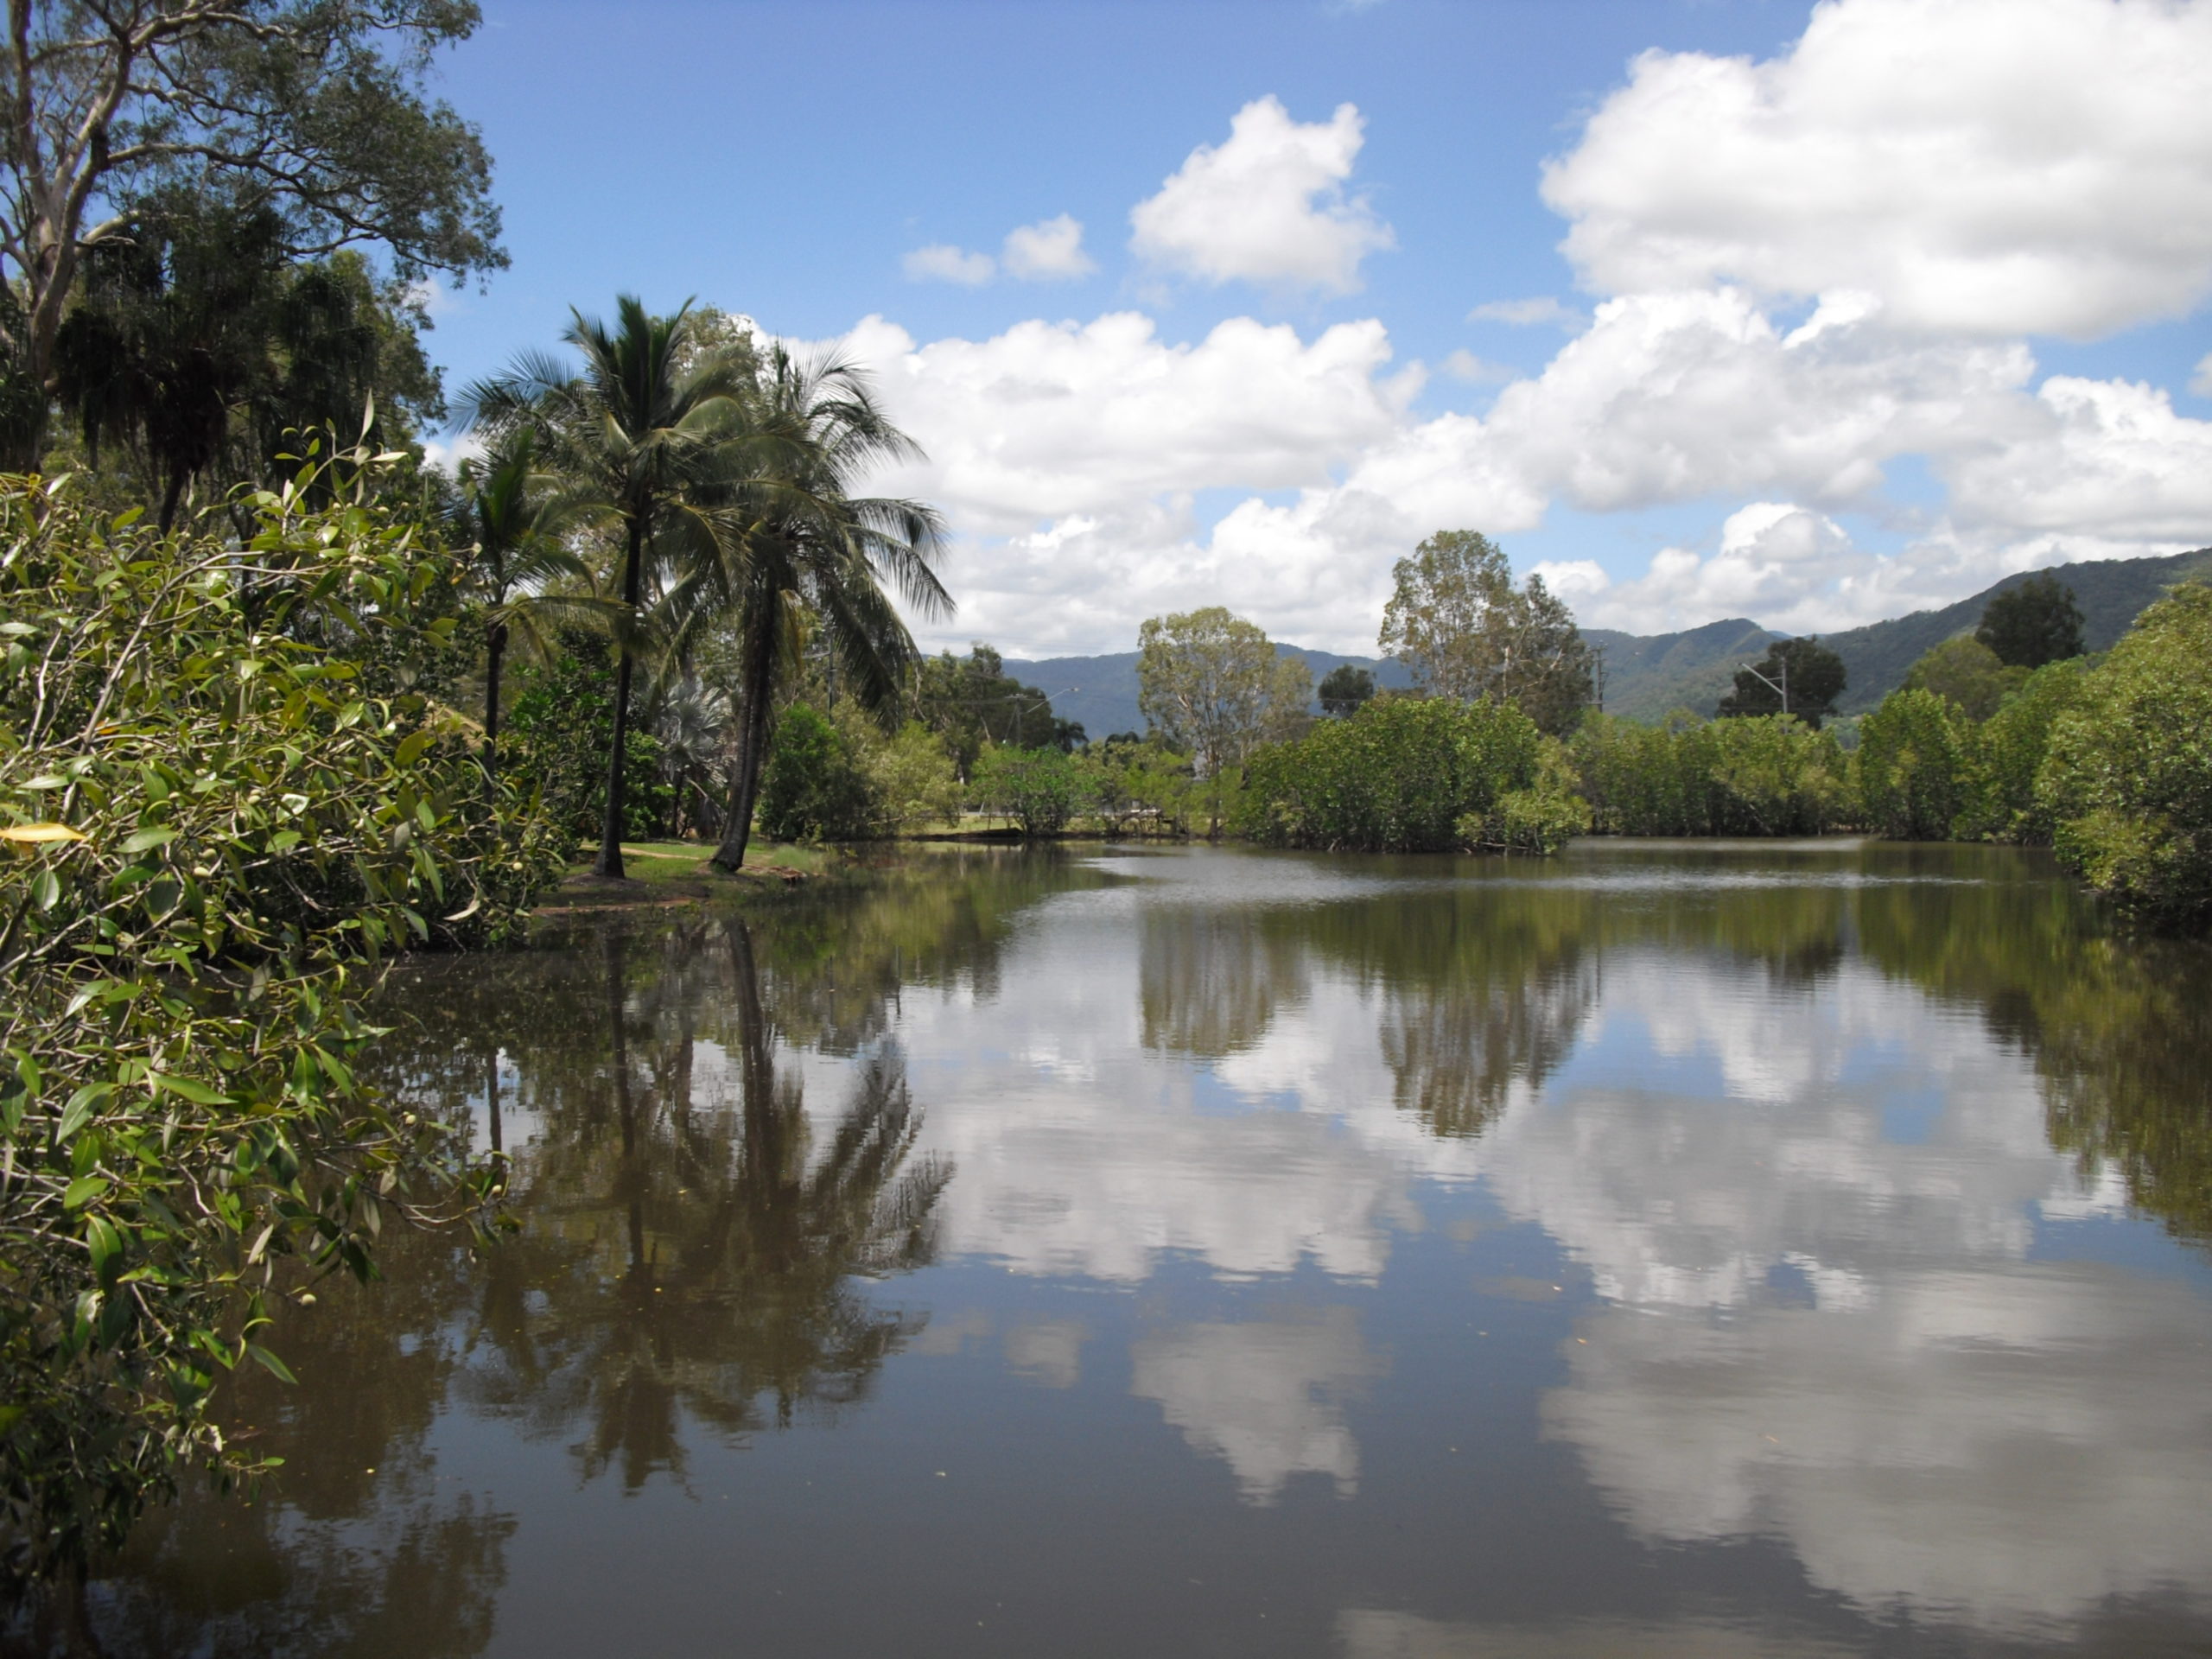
[55,842,2212,1656]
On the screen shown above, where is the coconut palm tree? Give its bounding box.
[691,345,950,873]
[448,426,596,787]
[463,297,754,878]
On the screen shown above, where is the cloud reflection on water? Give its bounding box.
[885,849,2212,1634]
[1129,1308,1386,1504]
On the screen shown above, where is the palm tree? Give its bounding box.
[694,345,950,873]
[464,296,754,878]
[448,427,595,787]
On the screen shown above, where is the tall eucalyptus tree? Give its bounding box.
[692,346,950,874]
[0,0,501,467]
[465,297,753,877]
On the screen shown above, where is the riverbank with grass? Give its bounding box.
[537,840,856,913]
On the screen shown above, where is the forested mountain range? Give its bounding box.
[1003,547,2212,737]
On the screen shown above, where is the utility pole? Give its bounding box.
[1736,650,1789,715]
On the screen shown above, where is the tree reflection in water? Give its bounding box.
[1294,886,1601,1138]
[27,895,962,1658]
[445,918,950,1490]
[1847,850,2212,1245]
[21,1220,514,1659]
[1139,906,1311,1058]
[20,843,2212,1656]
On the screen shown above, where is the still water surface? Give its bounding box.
[70,843,2212,1654]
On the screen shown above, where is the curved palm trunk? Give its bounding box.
[709,601,778,874]
[595,520,645,879]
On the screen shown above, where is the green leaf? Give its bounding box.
[393,729,431,767]
[122,825,177,855]
[30,868,59,911]
[149,1073,232,1106]
[57,1083,111,1141]
[86,1217,124,1286]
[245,1343,298,1384]
[62,1174,111,1209]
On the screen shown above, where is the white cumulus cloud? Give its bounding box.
[902,243,996,286]
[1538,503,1871,636]
[1129,96,1394,296]
[1542,0,2212,339]
[902,215,1097,287]
[1001,213,1096,281]
[815,287,2212,652]
[842,309,1413,531]
[1947,373,2212,541]
[1481,288,2037,514]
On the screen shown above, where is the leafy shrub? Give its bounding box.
[1700,714,1852,834]
[1569,713,1849,836]
[1856,687,1974,840]
[756,702,880,841]
[1461,740,1592,855]
[1077,734,1196,836]
[866,720,962,830]
[1899,636,2024,722]
[1959,658,2089,843]
[1239,696,1568,853]
[504,630,672,849]
[2040,582,2212,929]
[971,743,1083,836]
[0,461,566,1580]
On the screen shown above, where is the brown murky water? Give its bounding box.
[53,842,2212,1655]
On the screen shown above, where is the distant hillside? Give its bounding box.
[1586,618,1783,724]
[1003,547,2212,738]
[1001,646,1412,741]
[1821,547,2212,714]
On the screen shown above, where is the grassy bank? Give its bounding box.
[538,840,855,912]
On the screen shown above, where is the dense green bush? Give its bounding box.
[1239,696,1578,853]
[503,631,671,849]
[1961,658,2089,843]
[1077,734,1198,836]
[1570,713,1849,836]
[756,702,879,842]
[866,720,963,830]
[2040,583,2212,929]
[0,462,566,1580]
[1899,635,2024,721]
[1855,687,1975,840]
[972,743,1084,836]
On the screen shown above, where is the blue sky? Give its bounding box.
[420,0,2212,656]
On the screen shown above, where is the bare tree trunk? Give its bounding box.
[482,619,507,791]
[595,521,645,879]
[157,463,188,535]
[709,604,777,874]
